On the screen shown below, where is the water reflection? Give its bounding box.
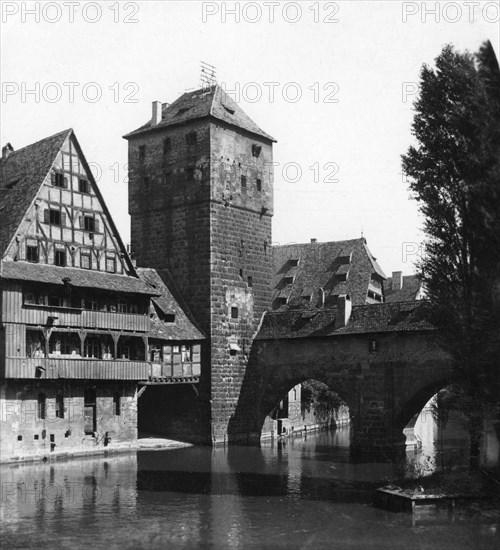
[1,428,498,549]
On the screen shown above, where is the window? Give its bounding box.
[38,394,46,420]
[240,175,247,188]
[84,216,95,232]
[84,296,98,311]
[26,330,45,358]
[106,255,116,273]
[45,208,65,226]
[185,167,194,181]
[55,250,66,267]
[252,144,262,158]
[79,179,89,193]
[52,172,67,188]
[27,245,38,263]
[143,177,150,190]
[117,300,129,313]
[231,307,239,319]
[181,345,192,362]
[84,336,100,358]
[164,172,172,185]
[138,145,146,162]
[186,132,197,146]
[48,294,64,307]
[163,138,171,155]
[247,276,253,287]
[81,251,91,270]
[55,394,64,419]
[256,178,262,192]
[369,340,378,352]
[113,393,121,416]
[49,332,80,356]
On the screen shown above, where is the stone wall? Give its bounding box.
[0,379,137,462]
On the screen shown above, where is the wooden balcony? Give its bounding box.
[2,357,201,381]
[8,305,149,332]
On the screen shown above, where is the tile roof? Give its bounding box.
[124,85,276,142]
[0,261,156,296]
[137,268,204,341]
[0,129,71,257]
[255,301,435,341]
[385,274,423,303]
[272,238,387,309]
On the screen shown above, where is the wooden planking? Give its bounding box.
[2,305,149,331]
[4,357,151,380]
[4,357,202,379]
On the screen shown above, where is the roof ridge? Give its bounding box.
[3,128,72,157]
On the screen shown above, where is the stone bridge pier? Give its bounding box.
[228,329,454,461]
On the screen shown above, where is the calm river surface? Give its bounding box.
[1,425,498,549]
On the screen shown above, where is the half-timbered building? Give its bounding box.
[0,130,203,461]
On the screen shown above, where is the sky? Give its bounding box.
[1,0,499,275]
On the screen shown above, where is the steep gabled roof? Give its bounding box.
[123,85,276,142]
[0,129,70,257]
[385,274,423,303]
[272,238,387,308]
[137,268,204,341]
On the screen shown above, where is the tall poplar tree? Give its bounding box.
[402,41,500,465]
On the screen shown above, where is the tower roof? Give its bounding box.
[123,85,276,142]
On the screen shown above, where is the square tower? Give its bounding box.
[124,86,275,442]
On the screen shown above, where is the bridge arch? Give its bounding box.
[229,329,455,460]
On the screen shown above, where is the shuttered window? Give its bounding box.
[44,209,66,226]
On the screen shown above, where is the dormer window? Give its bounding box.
[284,276,294,285]
[289,259,299,267]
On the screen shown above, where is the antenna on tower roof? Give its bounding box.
[200,61,217,89]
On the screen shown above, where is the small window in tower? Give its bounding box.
[163,138,172,154]
[256,178,262,192]
[138,145,146,162]
[186,132,197,146]
[185,167,194,181]
[247,276,253,287]
[54,250,66,267]
[164,172,172,185]
[27,244,39,263]
[252,145,262,158]
[241,175,247,188]
[79,179,89,193]
[231,307,239,319]
[143,177,150,191]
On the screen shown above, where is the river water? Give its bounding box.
[1,420,499,550]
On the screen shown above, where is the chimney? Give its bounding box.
[336,294,352,328]
[310,238,317,243]
[151,101,162,126]
[2,143,14,160]
[391,271,403,291]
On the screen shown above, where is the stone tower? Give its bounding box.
[124,85,275,443]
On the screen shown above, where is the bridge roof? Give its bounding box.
[255,301,435,341]
[272,238,386,308]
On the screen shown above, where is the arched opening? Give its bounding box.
[261,378,350,441]
[403,384,500,476]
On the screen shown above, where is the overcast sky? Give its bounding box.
[1,1,498,275]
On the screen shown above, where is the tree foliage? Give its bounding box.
[402,42,500,409]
